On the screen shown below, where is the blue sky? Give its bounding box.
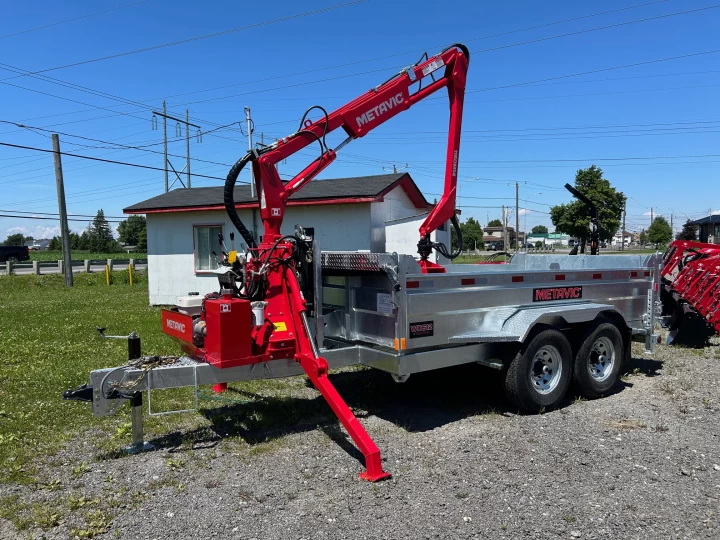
[1,0,718,241]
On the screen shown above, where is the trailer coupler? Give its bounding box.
[63,383,94,402]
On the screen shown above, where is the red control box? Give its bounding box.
[204,295,252,368]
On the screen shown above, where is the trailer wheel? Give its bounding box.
[573,321,624,398]
[504,328,572,412]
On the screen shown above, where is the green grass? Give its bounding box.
[0,271,174,483]
[29,250,147,262]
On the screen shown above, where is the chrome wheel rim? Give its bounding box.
[588,336,615,382]
[530,345,563,394]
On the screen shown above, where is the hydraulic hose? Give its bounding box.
[224,151,258,250]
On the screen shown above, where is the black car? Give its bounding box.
[0,245,30,263]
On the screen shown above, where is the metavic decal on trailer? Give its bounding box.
[409,321,434,338]
[166,319,186,333]
[533,286,583,302]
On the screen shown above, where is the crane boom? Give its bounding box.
[225,43,469,266]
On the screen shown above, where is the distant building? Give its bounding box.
[690,214,720,244]
[483,226,515,246]
[526,233,570,246]
[612,230,634,247]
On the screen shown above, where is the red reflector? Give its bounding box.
[644,271,651,277]
[593,273,602,280]
[512,276,524,283]
[630,271,638,278]
[555,274,565,281]
[406,281,420,289]
[461,278,475,285]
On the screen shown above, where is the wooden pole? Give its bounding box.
[52,134,73,287]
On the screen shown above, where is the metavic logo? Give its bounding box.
[356,93,404,128]
[451,150,458,177]
[533,286,583,302]
[409,320,434,338]
[166,319,186,333]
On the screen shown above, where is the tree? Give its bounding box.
[24,236,34,243]
[137,228,147,251]
[452,217,485,252]
[639,229,648,245]
[117,215,146,247]
[676,219,697,241]
[647,216,672,246]
[487,218,503,228]
[550,165,625,253]
[48,236,61,250]
[2,233,24,246]
[531,225,548,234]
[87,209,115,252]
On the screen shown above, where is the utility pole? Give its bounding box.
[515,182,519,250]
[162,100,168,193]
[186,109,191,188]
[670,213,674,234]
[650,207,654,225]
[152,102,200,192]
[52,134,73,287]
[621,202,626,252]
[245,106,254,198]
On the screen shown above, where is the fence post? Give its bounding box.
[58,260,63,274]
[84,259,91,273]
[129,258,135,270]
[7,260,14,275]
[107,258,114,272]
[32,260,39,275]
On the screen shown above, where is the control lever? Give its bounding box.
[218,232,229,254]
[230,231,235,251]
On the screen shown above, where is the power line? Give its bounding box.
[0,0,149,41]
[2,1,366,78]
[0,208,126,219]
[0,140,246,183]
[409,153,720,164]
[0,213,124,223]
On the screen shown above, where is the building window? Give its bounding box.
[194,224,222,272]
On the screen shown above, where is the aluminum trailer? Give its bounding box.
[69,249,661,478]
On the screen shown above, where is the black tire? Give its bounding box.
[6,256,18,263]
[573,321,624,399]
[504,328,573,412]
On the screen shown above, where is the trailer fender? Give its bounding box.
[502,303,621,343]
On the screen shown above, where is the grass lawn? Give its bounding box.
[0,272,330,486]
[29,251,147,262]
[0,272,177,484]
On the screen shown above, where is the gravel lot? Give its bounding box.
[2,340,720,539]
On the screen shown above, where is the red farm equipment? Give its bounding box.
[661,240,720,347]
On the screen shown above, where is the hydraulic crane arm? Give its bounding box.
[225,43,469,262]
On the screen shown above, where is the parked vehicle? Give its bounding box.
[487,241,504,251]
[0,245,30,263]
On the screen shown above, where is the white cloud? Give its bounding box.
[518,208,529,216]
[643,211,653,216]
[712,210,720,215]
[3,224,59,240]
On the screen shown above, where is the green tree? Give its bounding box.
[531,225,548,234]
[24,235,34,243]
[79,231,90,250]
[550,165,625,253]
[639,229,648,245]
[117,215,146,247]
[137,227,147,251]
[675,219,697,241]
[2,233,24,246]
[452,217,485,252]
[487,218,502,228]
[48,236,61,250]
[87,209,115,252]
[647,216,672,246]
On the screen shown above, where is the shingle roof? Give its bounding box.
[690,214,720,225]
[124,173,425,213]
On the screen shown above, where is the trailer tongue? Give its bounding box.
[64,43,663,481]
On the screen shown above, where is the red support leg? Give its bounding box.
[296,353,391,482]
[213,383,227,393]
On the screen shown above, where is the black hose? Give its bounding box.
[224,151,258,249]
[432,214,462,260]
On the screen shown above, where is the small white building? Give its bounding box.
[124,173,451,304]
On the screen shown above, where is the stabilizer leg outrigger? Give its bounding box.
[285,264,390,482]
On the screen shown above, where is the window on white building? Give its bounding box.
[194,225,222,272]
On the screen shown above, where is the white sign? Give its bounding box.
[377,293,393,315]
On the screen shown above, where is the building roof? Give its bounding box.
[690,214,720,225]
[484,226,515,233]
[124,173,429,214]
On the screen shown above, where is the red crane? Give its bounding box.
[164,44,470,480]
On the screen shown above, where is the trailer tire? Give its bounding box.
[504,328,572,412]
[573,321,624,399]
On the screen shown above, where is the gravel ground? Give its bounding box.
[2,340,720,539]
